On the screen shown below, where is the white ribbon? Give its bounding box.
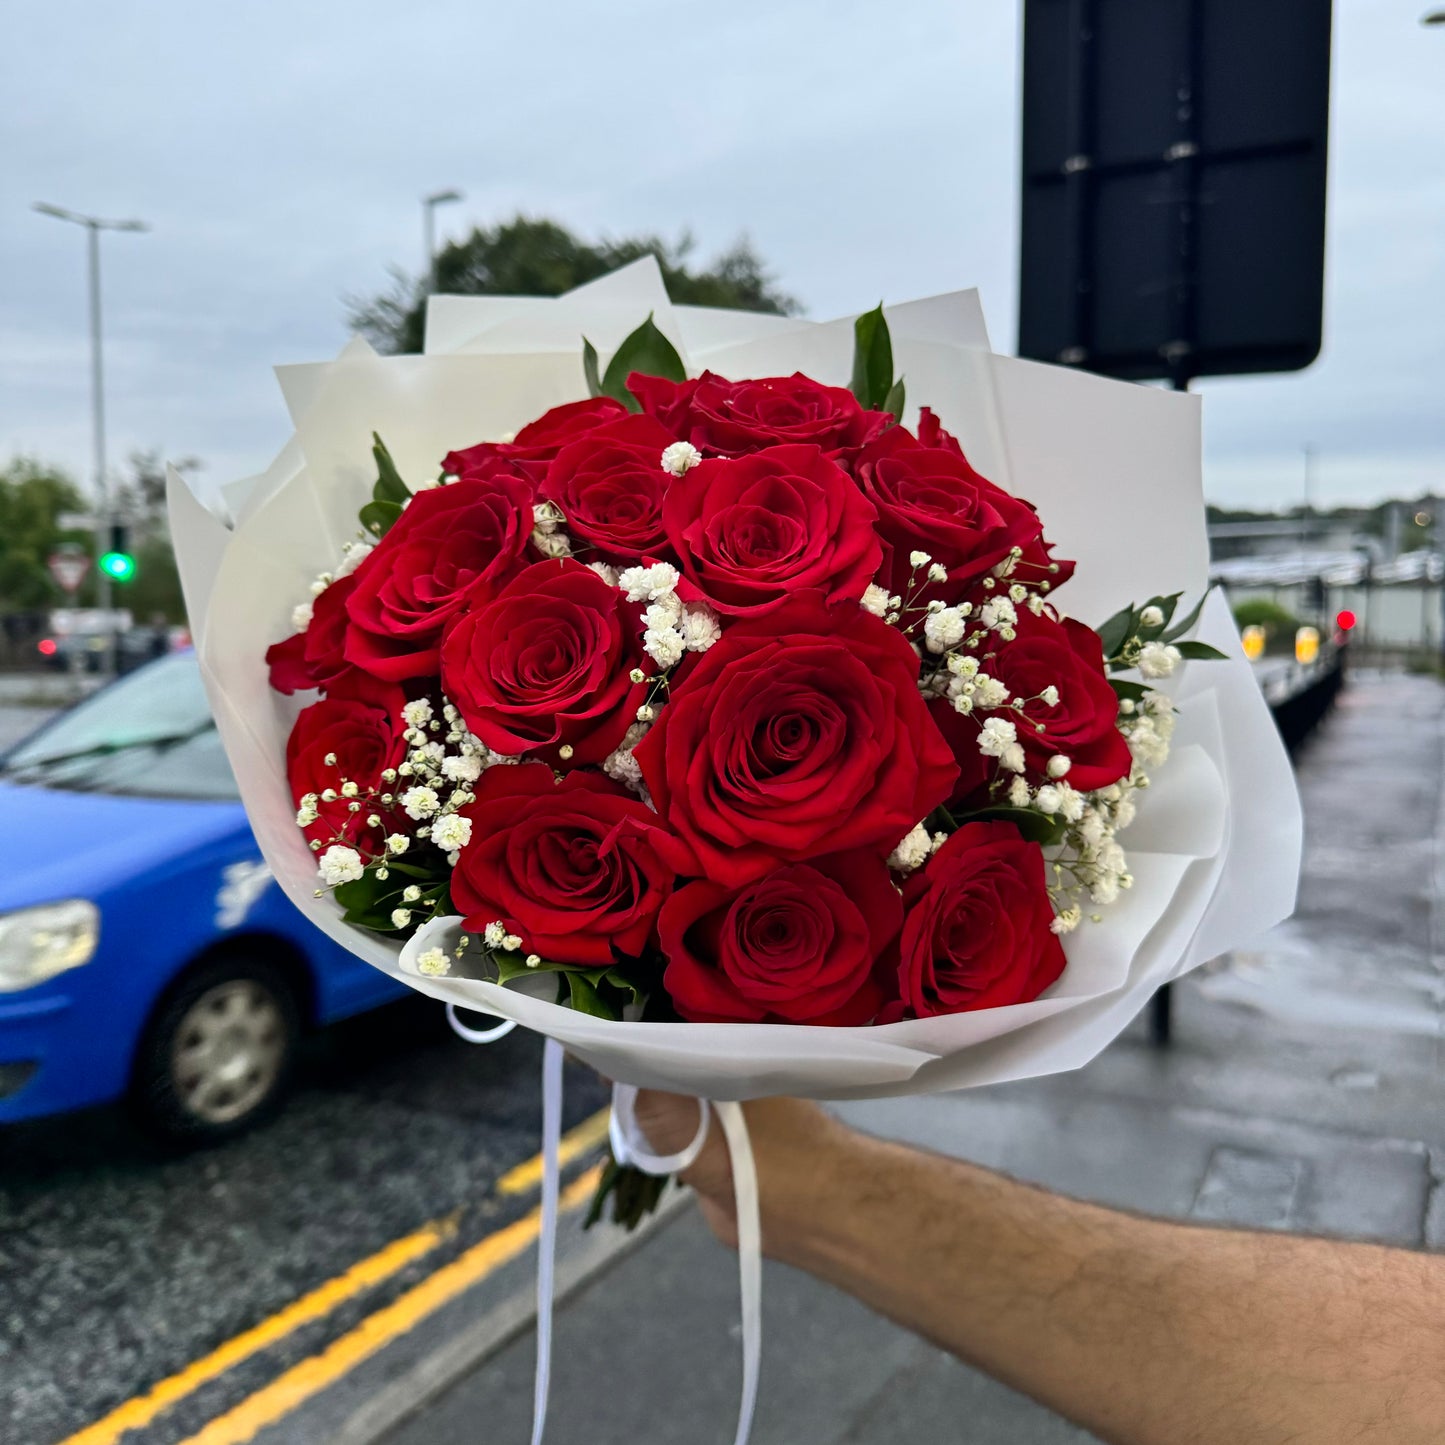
[533,1037,563,1445]
[609,1086,761,1445]
[450,1010,761,1445]
[445,1001,518,1044]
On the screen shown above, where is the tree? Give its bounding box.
[347,215,799,355]
[0,459,90,611]
[0,451,197,624]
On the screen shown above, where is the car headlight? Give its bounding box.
[0,900,100,992]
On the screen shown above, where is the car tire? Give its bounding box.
[131,954,302,1146]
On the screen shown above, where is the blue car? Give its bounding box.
[0,651,410,1142]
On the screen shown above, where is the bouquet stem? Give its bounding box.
[583,1152,671,1231]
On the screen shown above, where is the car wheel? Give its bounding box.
[132,955,301,1145]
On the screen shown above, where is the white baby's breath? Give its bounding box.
[1138,642,1182,679]
[660,441,702,476]
[317,846,364,888]
[887,823,933,874]
[430,813,473,853]
[400,786,440,820]
[618,562,681,603]
[860,584,891,618]
[415,948,450,977]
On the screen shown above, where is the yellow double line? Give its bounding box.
[59,1108,612,1445]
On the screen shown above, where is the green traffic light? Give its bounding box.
[99,551,137,582]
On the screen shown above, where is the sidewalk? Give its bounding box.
[378,671,1444,1445]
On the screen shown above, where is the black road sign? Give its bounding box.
[1018,0,1332,384]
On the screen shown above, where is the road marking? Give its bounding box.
[55,1216,457,1445]
[55,1108,611,1445]
[498,1106,611,1195]
[172,1165,603,1445]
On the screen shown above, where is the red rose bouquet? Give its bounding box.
[170,266,1300,1443]
[261,311,1222,1052]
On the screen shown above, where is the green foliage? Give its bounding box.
[585,314,687,410]
[346,215,799,355]
[333,860,440,930]
[848,304,905,419]
[956,805,1068,848]
[0,459,90,610]
[358,434,412,539]
[492,951,644,1020]
[1095,588,1218,669]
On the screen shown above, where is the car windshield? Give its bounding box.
[1,654,240,802]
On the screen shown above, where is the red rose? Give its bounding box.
[266,573,358,695]
[932,610,1133,811]
[635,593,958,887]
[659,851,902,1025]
[451,764,684,965]
[539,414,679,564]
[880,822,1066,1020]
[285,672,408,847]
[854,427,1055,598]
[629,370,892,459]
[440,559,649,768]
[662,444,883,617]
[915,406,963,455]
[444,396,631,482]
[343,472,534,682]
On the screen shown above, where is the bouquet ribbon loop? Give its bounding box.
[451,1017,763,1445]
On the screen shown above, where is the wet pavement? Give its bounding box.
[2,670,1440,1445]
[376,670,1444,1445]
[0,1007,608,1445]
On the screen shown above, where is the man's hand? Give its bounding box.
[631,1090,1445,1445]
[631,1091,836,1255]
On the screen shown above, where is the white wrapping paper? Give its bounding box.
[168,265,1301,1101]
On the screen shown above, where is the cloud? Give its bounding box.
[3,0,1441,509]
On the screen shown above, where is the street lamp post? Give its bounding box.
[421,189,463,295]
[33,203,149,667]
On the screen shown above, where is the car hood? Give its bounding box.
[0,780,247,913]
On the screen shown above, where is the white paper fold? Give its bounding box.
[168,266,1302,1102]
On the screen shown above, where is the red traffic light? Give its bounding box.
[1335,609,1356,632]
[37,637,58,657]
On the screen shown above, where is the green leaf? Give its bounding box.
[956,806,1068,848]
[1110,678,1150,705]
[1173,640,1228,661]
[1162,587,1213,644]
[581,337,603,399]
[600,314,686,411]
[371,433,410,505]
[564,971,622,1019]
[334,870,414,930]
[849,303,894,410]
[359,499,403,539]
[1096,604,1138,659]
[882,376,907,422]
[922,803,958,835]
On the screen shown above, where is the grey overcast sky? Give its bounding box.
[3,0,1442,511]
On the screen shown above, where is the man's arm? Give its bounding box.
[634,1094,1445,1445]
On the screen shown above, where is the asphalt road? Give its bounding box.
[0,989,609,1445]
